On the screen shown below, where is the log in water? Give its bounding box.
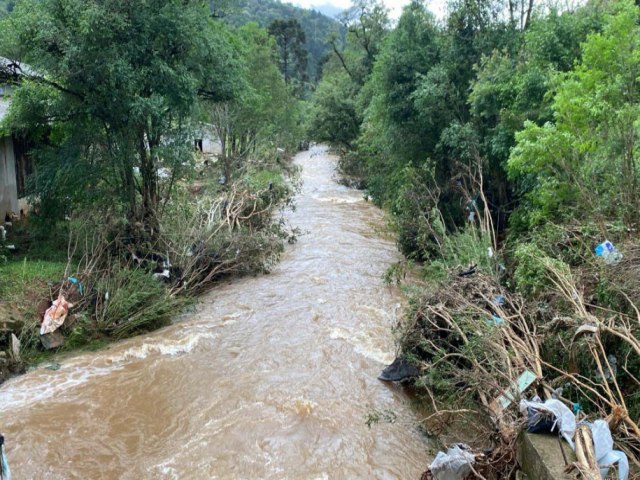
[0,146,430,479]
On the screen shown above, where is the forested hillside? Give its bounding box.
[221,0,341,81]
[311,0,640,475]
[0,0,341,81]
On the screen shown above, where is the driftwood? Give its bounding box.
[565,425,602,480]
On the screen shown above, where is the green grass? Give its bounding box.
[0,258,68,301]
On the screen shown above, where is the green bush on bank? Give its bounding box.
[94,265,186,339]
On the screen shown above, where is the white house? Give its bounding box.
[0,58,31,220]
[0,92,18,219]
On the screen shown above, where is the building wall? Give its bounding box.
[0,135,18,219]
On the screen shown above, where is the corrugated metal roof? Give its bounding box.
[0,56,34,77]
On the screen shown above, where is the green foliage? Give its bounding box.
[313,0,608,261]
[508,1,640,229]
[0,0,303,368]
[0,258,67,302]
[222,0,341,82]
[268,18,308,89]
[0,0,244,228]
[310,0,640,453]
[329,0,390,86]
[423,228,497,281]
[512,242,553,297]
[364,408,397,428]
[94,265,185,339]
[362,1,440,170]
[308,0,389,158]
[211,22,303,180]
[0,0,13,16]
[390,164,442,259]
[308,71,361,148]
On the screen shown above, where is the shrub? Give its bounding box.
[94,265,186,339]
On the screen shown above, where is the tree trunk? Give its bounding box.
[283,39,289,84]
[138,135,159,237]
[573,425,602,480]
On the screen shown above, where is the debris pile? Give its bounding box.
[390,257,639,478]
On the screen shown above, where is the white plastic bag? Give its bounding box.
[519,399,576,448]
[40,296,74,335]
[589,420,629,480]
[429,444,476,480]
[1,443,10,480]
[520,401,629,479]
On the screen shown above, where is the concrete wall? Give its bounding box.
[0,135,18,219]
[517,431,575,479]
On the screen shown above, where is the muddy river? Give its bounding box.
[0,146,430,478]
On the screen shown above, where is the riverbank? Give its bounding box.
[0,150,297,384]
[386,220,640,477]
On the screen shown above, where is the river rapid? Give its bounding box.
[0,146,430,479]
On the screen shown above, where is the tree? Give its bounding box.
[211,23,300,181]
[329,0,389,85]
[267,19,308,86]
[508,0,640,228]
[0,0,242,233]
[308,73,361,149]
[360,0,441,184]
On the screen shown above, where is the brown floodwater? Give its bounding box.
[0,146,430,479]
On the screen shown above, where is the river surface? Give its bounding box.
[0,146,430,479]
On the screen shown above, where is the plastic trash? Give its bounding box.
[466,199,477,212]
[520,399,576,447]
[40,296,74,335]
[67,277,84,296]
[152,268,171,281]
[594,240,623,265]
[428,444,475,480]
[157,167,171,179]
[520,400,629,479]
[526,407,558,434]
[589,420,629,480]
[492,370,537,412]
[492,295,506,307]
[486,315,505,326]
[0,434,11,480]
[378,356,419,382]
[458,264,476,277]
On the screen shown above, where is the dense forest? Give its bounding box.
[310,0,640,475]
[0,0,341,82]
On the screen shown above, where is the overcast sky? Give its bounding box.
[292,0,447,20]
